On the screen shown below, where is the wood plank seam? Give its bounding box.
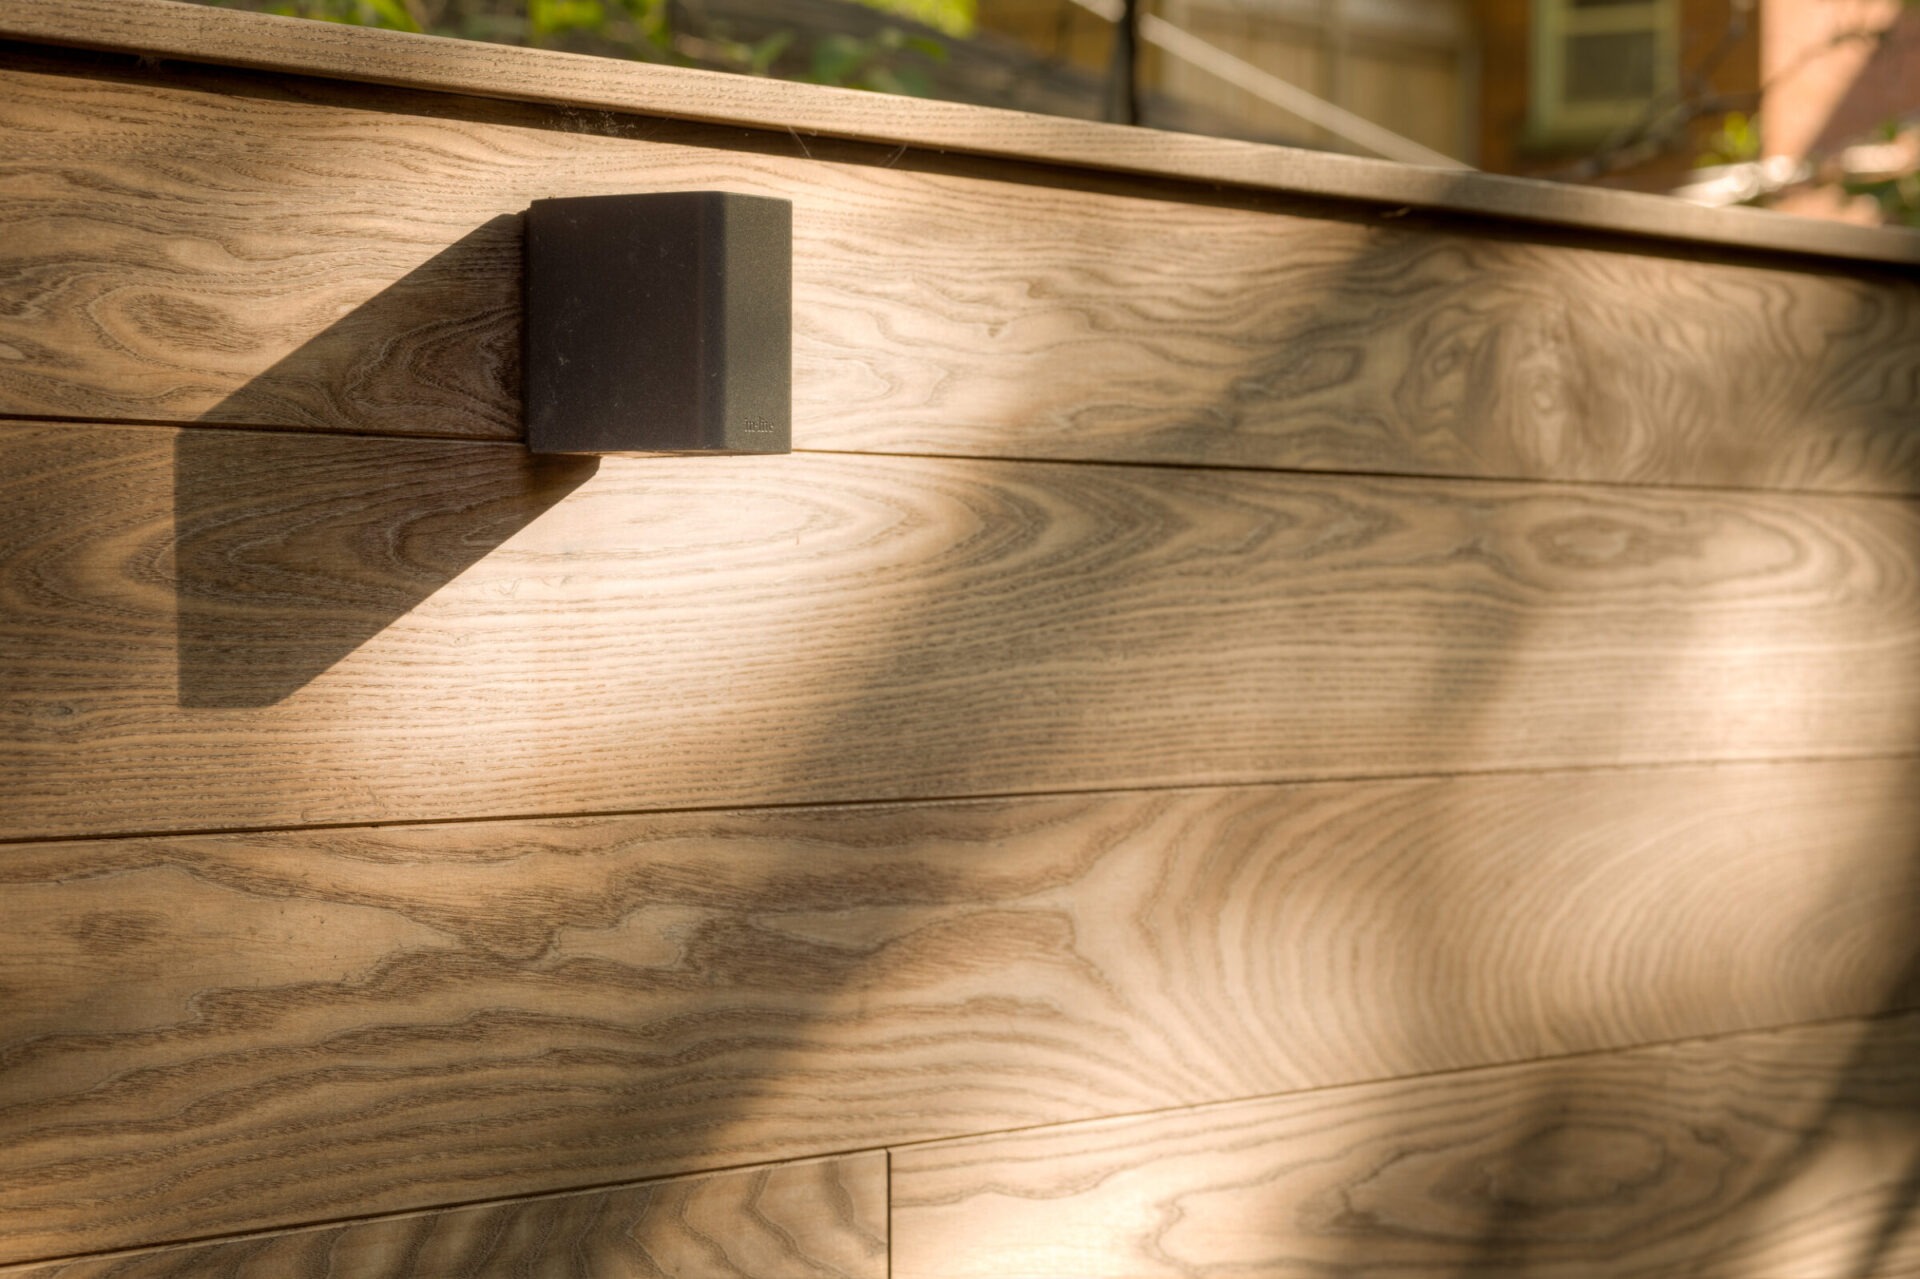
[795,445,1920,505]
[0,1152,889,1276]
[0,1163,878,1270]
[885,1010,1920,1276]
[863,1004,1920,1155]
[5,1022,1915,1269]
[7,749,1920,849]
[22,416,1920,509]
[12,414,1920,510]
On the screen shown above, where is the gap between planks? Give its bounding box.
[11,414,1920,511]
[3,1005,1910,1275]
[0,1153,886,1274]
[5,748,1920,849]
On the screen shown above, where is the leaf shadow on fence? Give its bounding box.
[1274,194,1920,1275]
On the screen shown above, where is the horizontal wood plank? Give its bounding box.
[10,423,1920,838]
[891,1012,1920,1277]
[4,760,1919,1259]
[0,1153,886,1277]
[2,0,1917,266]
[4,56,1920,489]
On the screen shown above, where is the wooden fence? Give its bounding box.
[2,1,1919,1273]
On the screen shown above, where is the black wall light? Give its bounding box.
[525,191,793,455]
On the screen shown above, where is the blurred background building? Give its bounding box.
[202,0,1920,224]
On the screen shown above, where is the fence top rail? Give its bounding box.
[4,0,1918,268]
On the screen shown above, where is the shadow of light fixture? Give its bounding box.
[525,192,793,455]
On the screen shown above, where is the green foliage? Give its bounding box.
[206,0,949,90]
[1698,111,1760,168]
[526,0,599,41]
[1844,171,1920,227]
[522,0,670,51]
[1690,92,1918,228]
[806,27,947,94]
[851,0,974,38]
[256,0,422,33]
[1840,122,1920,228]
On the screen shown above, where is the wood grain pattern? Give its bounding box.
[891,1013,1920,1278]
[4,57,1920,490]
[1,1153,885,1277]
[2,0,1916,265]
[10,424,1920,837]
[4,760,1919,1259]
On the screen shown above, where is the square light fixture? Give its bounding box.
[525,191,793,455]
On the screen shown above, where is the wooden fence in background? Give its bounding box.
[2,2,1919,1273]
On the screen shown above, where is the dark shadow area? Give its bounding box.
[175,217,595,707]
[1841,999,1920,1277]
[1715,943,1920,1278]
[173,433,595,707]
[192,215,523,437]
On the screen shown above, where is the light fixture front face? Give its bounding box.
[525,191,793,456]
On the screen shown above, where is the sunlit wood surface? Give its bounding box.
[10,423,1920,839]
[893,1012,1920,1277]
[0,1155,886,1278]
[4,52,1920,489]
[4,763,1918,1259]
[3,7,1920,1274]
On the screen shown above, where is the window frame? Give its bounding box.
[1528,0,1679,143]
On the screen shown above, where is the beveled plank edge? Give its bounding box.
[13,414,1920,521]
[0,411,519,447]
[0,1151,888,1276]
[4,747,1919,844]
[3,0,1917,268]
[10,748,1920,850]
[883,1007,1920,1276]
[885,1006,1920,1160]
